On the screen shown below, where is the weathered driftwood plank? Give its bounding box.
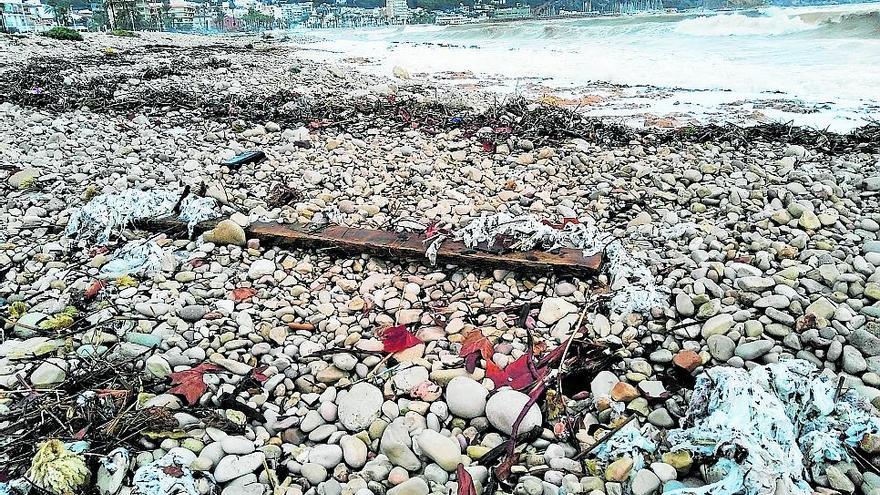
[134,219,602,275]
[251,223,602,275]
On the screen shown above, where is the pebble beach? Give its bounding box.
[2,31,880,495]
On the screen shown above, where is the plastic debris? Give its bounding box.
[65,189,218,244]
[603,241,669,315]
[591,421,659,474]
[132,452,200,495]
[26,439,90,495]
[452,213,667,314]
[666,359,880,495]
[100,241,176,278]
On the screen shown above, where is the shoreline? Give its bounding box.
[2,31,880,495]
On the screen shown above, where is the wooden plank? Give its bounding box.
[132,218,602,275]
[248,222,602,275]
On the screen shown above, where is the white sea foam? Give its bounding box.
[674,8,820,36]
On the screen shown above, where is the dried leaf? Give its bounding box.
[425,222,441,238]
[8,301,27,320]
[230,287,257,302]
[379,324,423,353]
[485,354,546,391]
[161,465,185,477]
[459,330,494,373]
[456,464,477,495]
[115,275,138,288]
[251,366,269,382]
[168,363,221,405]
[83,280,106,300]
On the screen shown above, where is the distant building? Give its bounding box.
[168,0,196,29]
[385,0,407,22]
[493,5,529,18]
[434,13,469,24]
[279,1,312,26]
[1,0,31,32]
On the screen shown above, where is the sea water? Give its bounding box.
[301,3,880,131]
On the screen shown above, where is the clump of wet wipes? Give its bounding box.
[99,241,176,278]
[452,213,667,314]
[65,189,218,244]
[666,359,880,495]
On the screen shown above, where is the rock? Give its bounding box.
[221,435,254,455]
[309,444,343,469]
[610,382,639,402]
[381,419,421,470]
[387,478,429,495]
[392,66,411,79]
[826,465,855,493]
[31,359,67,386]
[707,334,735,361]
[538,298,577,325]
[445,376,488,419]
[631,469,661,495]
[392,366,429,391]
[799,211,821,230]
[301,463,328,485]
[214,452,265,483]
[661,451,692,471]
[672,350,701,372]
[701,314,733,338]
[145,355,172,378]
[591,370,620,398]
[204,220,246,246]
[735,340,774,360]
[675,293,694,317]
[341,435,368,468]
[337,382,384,431]
[415,430,461,471]
[850,329,880,357]
[248,259,275,279]
[866,283,880,301]
[178,304,207,322]
[605,457,633,481]
[485,389,542,435]
[8,168,40,188]
[806,297,836,319]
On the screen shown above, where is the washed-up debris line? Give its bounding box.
[1,55,878,155]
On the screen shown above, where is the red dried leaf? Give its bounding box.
[486,354,546,391]
[457,464,477,495]
[73,426,88,440]
[162,465,185,477]
[251,365,269,382]
[379,324,423,353]
[481,141,495,153]
[425,222,440,238]
[189,258,206,268]
[231,287,257,302]
[83,280,106,300]
[168,363,221,405]
[459,330,494,373]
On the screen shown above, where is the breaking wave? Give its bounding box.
[673,7,880,38]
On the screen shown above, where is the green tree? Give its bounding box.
[45,0,74,25]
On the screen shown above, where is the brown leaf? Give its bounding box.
[168,363,221,405]
[459,330,494,373]
[230,287,257,302]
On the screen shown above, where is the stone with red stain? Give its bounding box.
[610,382,640,402]
[673,350,702,372]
